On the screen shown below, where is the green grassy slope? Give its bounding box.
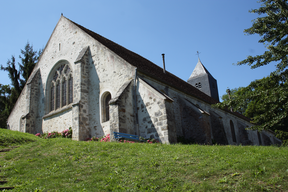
[0,128,40,148]
[0,129,287,191]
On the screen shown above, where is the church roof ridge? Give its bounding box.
[64,16,219,105]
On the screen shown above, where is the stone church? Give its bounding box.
[7,15,281,145]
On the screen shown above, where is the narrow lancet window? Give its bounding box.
[62,78,66,106]
[230,120,236,142]
[56,82,60,109]
[68,77,73,104]
[50,84,54,111]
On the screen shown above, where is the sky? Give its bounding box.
[0,0,276,100]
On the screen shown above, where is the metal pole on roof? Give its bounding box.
[162,53,166,73]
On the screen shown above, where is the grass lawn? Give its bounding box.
[0,128,288,191]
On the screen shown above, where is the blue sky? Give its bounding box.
[0,0,276,100]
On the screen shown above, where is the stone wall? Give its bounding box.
[8,16,135,139]
[210,111,228,145]
[136,78,173,143]
[72,47,91,140]
[7,86,28,131]
[42,108,73,133]
[25,70,41,134]
[108,80,134,138]
[117,83,134,134]
[137,73,267,145]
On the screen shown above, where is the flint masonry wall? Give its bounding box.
[136,78,174,143]
[7,85,28,131]
[108,80,134,139]
[7,16,135,138]
[138,73,265,145]
[88,38,135,138]
[117,83,134,134]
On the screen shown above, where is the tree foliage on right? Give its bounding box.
[215,0,288,142]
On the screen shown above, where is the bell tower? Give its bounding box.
[187,58,219,101]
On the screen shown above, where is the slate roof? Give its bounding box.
[67,17,251,122]
[68,18,217,104]
[188,58,216,82]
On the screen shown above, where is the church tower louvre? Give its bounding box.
[187,58,219,101]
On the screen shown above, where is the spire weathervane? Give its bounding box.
[196,51,201,60]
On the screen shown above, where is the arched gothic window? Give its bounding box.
[230,120,236,142]
[102,92,111,122]
[50,64,73,112]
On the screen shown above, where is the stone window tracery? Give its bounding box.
[49,64,73,112]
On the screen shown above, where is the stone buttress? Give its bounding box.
[72,46,91,140]
[136,77,176,144]
[20,69,41,134]
[109,80,134,141]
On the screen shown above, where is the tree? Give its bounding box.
[1,56,24,98]
[216,0,288,142]
[0,42,42,128]
[221,87,248,115]
[0,84,11,128]
[19,42,42,82]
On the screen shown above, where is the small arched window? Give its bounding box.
[102,92,111,122]
[49,64,73,112]
[230,120,236,142]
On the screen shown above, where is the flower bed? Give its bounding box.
[85,134,160,144]
[35,127,72,139]
[36,129,160,144]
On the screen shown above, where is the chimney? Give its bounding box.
[162,53,166,73]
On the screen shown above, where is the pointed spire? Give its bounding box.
[187,58,220,101]
[188,58,207,80]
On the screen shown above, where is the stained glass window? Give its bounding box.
[49,63,72,112]
[68,77,73,104]
[56,82,60,109]
[62,79,66,106]
[50,84,54,111]
[64,65,71,74]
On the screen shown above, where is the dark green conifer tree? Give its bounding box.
[0,43,42,128]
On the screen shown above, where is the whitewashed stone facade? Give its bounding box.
[7,16,281,145]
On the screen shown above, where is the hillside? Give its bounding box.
[0,128,287,191]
